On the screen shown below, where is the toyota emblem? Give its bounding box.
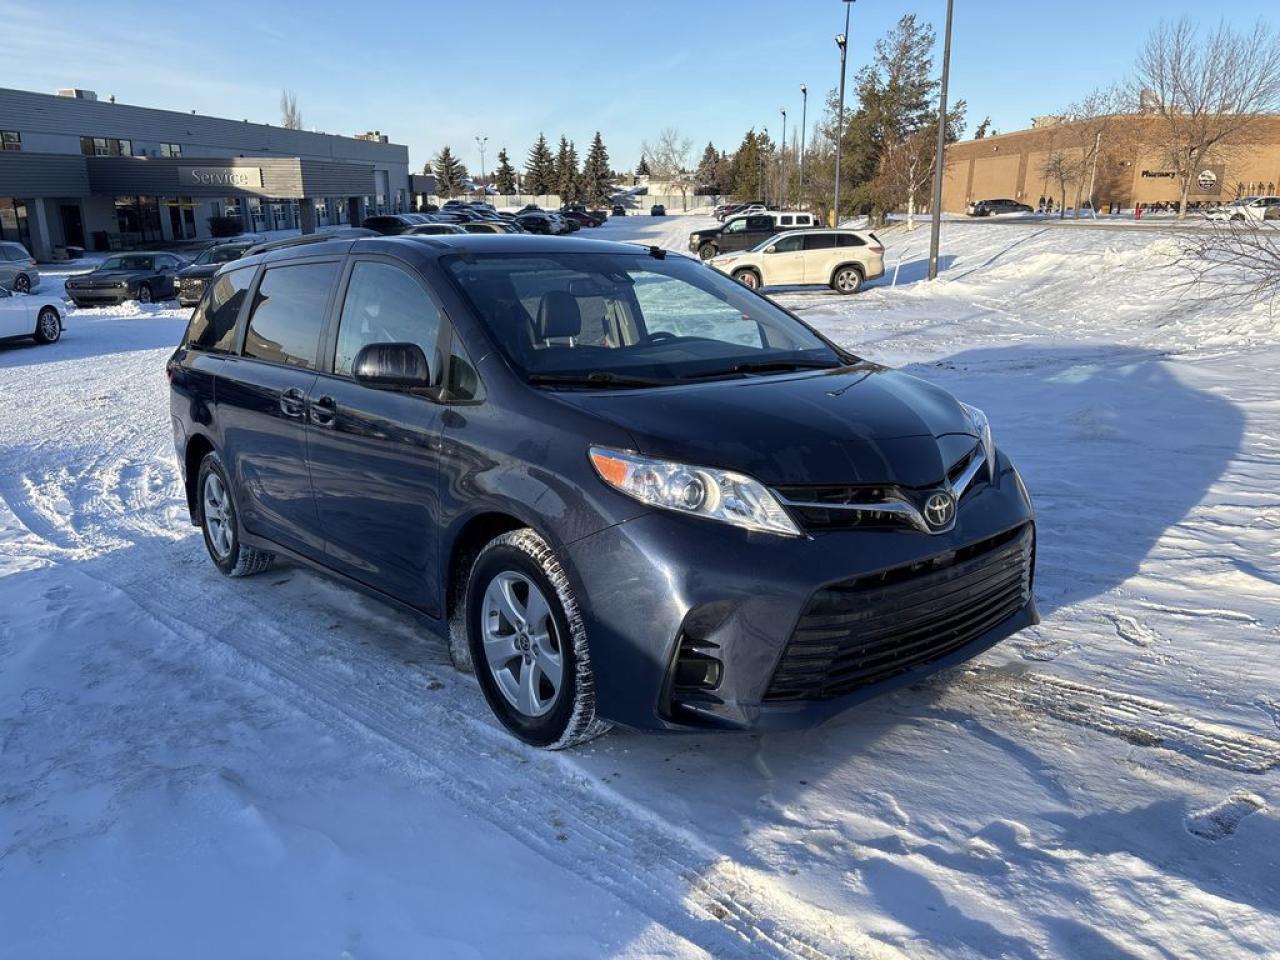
[923,492,956,530]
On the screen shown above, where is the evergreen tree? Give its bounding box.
[554,136,580,202]
[731,130,763,199]
[635,155,651,177]
[974,116,992,140]
[695,142,720,193]
[432,145,468,198]
[525,133,555,194]
[582,132,612,204]
[494,148,517,194]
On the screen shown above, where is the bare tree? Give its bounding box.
[1175,220,1280,310]
[279,89,303,130]
[1038,125,1086,219]
[1060,87,1127,217]
[1133,18,1280,220]
[640,128,694,208]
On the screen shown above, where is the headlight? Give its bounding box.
[589,446,801,537]
[960,402,996,480]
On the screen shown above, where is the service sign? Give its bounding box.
[178,166,264,189]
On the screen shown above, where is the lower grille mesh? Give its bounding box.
[764,524,1033,702]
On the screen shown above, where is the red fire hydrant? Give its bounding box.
[1134,204,1143,220]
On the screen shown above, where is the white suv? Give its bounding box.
[1205,196,1280,222]
[709,229,885,294]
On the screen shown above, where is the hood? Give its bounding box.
[549,364,978,486]
[177,263,220,279]
[690,226,723,240]
[68,270,140,285]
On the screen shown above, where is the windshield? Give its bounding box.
[194,245,246,265]
[442,251,845,384]
[99,255,152,271]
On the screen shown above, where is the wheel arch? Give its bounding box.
[183,432,216,524]
[829,260,866,285]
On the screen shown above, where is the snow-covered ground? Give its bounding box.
[2,217,1278,959]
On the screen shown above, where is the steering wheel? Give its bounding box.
[647,330,679,343]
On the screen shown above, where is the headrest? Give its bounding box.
[536,290,582,341]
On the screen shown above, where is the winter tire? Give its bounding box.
[732,268,761,290]
[466,528,610,749]
[197,451,273,577]
[13,274,30,294]
[832,265,863,295]
[33,307,61,344]
[698,243,717,261]
[137,283,153,304]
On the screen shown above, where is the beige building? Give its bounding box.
[941,115,1280,212]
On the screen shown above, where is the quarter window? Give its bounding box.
[334,261,442,378]
[183,265,254,354]
[242,261,339,369]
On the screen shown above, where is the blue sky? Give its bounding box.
[7,0,1276,173]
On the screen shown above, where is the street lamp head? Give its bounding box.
[800,83,807,95]
[835,33,846,48]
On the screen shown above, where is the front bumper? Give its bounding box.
[566,450,1037,732]
[177,279,207,306]
[67,288,131,305]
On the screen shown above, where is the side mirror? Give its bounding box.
[352,342,432,391]
[764,245,777,254]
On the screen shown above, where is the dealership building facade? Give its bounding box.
[0,87,411,259]
[940,115,1280,213]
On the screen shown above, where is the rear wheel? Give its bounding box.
[33,307,61,344]
[732,268,761,290]
[466,528,609,749]
[13,274,30,294]
[832,265,863,294]
[197,452,273,577]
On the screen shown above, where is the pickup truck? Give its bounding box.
[688,214,778,260]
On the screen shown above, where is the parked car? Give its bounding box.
[611,204,627,216]
[651,204,667,216]
[968,199,1033,217]
[560,210,601,228]
[0,284,62,344]
[709,229,885,294]
[0,240,40,293]
[589,209,610,223]
[362,214,425,235]
[1204,196,1280,222]
[168,233,1036,749]
[65,252,187,306]
[517,204,544,214]
[176,241,255,307]
[687,214,780,260]
[462,222,509,234]
[407,223,467,235]
[515,213,556,234]
[553,213,580,233]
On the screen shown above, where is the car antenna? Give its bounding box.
[648,245,666,260]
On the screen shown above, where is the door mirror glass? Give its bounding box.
[764,245,777,254]
[352,342,432,391]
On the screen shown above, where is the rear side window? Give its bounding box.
[242,261,339,369]
[802,234,837,251]
[334,260,442,378]
[835,234,866,247]
[779,215,794,226]
[183,265,254,353]
[747,216,773,230]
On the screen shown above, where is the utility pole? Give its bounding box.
[833,0,854,226]
[474,135,488,196]
[799,83,808,208]
[927,0,953,280]
[761,126,769,204]
[1085,130,1101,220]
[780,108,787,207]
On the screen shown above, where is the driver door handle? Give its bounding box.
[310,394,337,427]
[279,387,306,418]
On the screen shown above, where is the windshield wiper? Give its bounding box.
[680,358,844,380]
[527,371,674,388]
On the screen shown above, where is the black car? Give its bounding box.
[361,214,425,235]
[687,214,779,260]
[611,204,627,216]
[169,233,1037,749]
[176,242,254,307]
[65,252,187,307]
[515,213,555,235]
[969,199,1033,217]
[650,204,666,216]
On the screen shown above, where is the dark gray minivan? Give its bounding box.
[169,234,1037,748]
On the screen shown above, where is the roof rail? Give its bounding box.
[243,228,377,256]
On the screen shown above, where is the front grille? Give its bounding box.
[773,483,914,531]
[764,523,1033,702]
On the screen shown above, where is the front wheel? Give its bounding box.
[832,265,863,294]
[732,268,761,290]
[137,283,152,304]
[697,243,717,261]
[196,451,273,577]
[33,307,61,344]
[466,529,609,749]
[13,274,30,294]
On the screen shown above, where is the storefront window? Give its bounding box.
[114,196,162,243]
[0,198,31,247]
[81,136,133,157]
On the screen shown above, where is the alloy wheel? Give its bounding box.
[39,309,59,341]
[14,275,30,294]
[481,571,564,718]
[202,472,234,560]
[138,285,152,303]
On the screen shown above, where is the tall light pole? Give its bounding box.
[760,125,769,205]
[799,83,808,209]
[475,135,488,196]
[833,0,854,226]
[927,0,953,280]
[780,108,787,207]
